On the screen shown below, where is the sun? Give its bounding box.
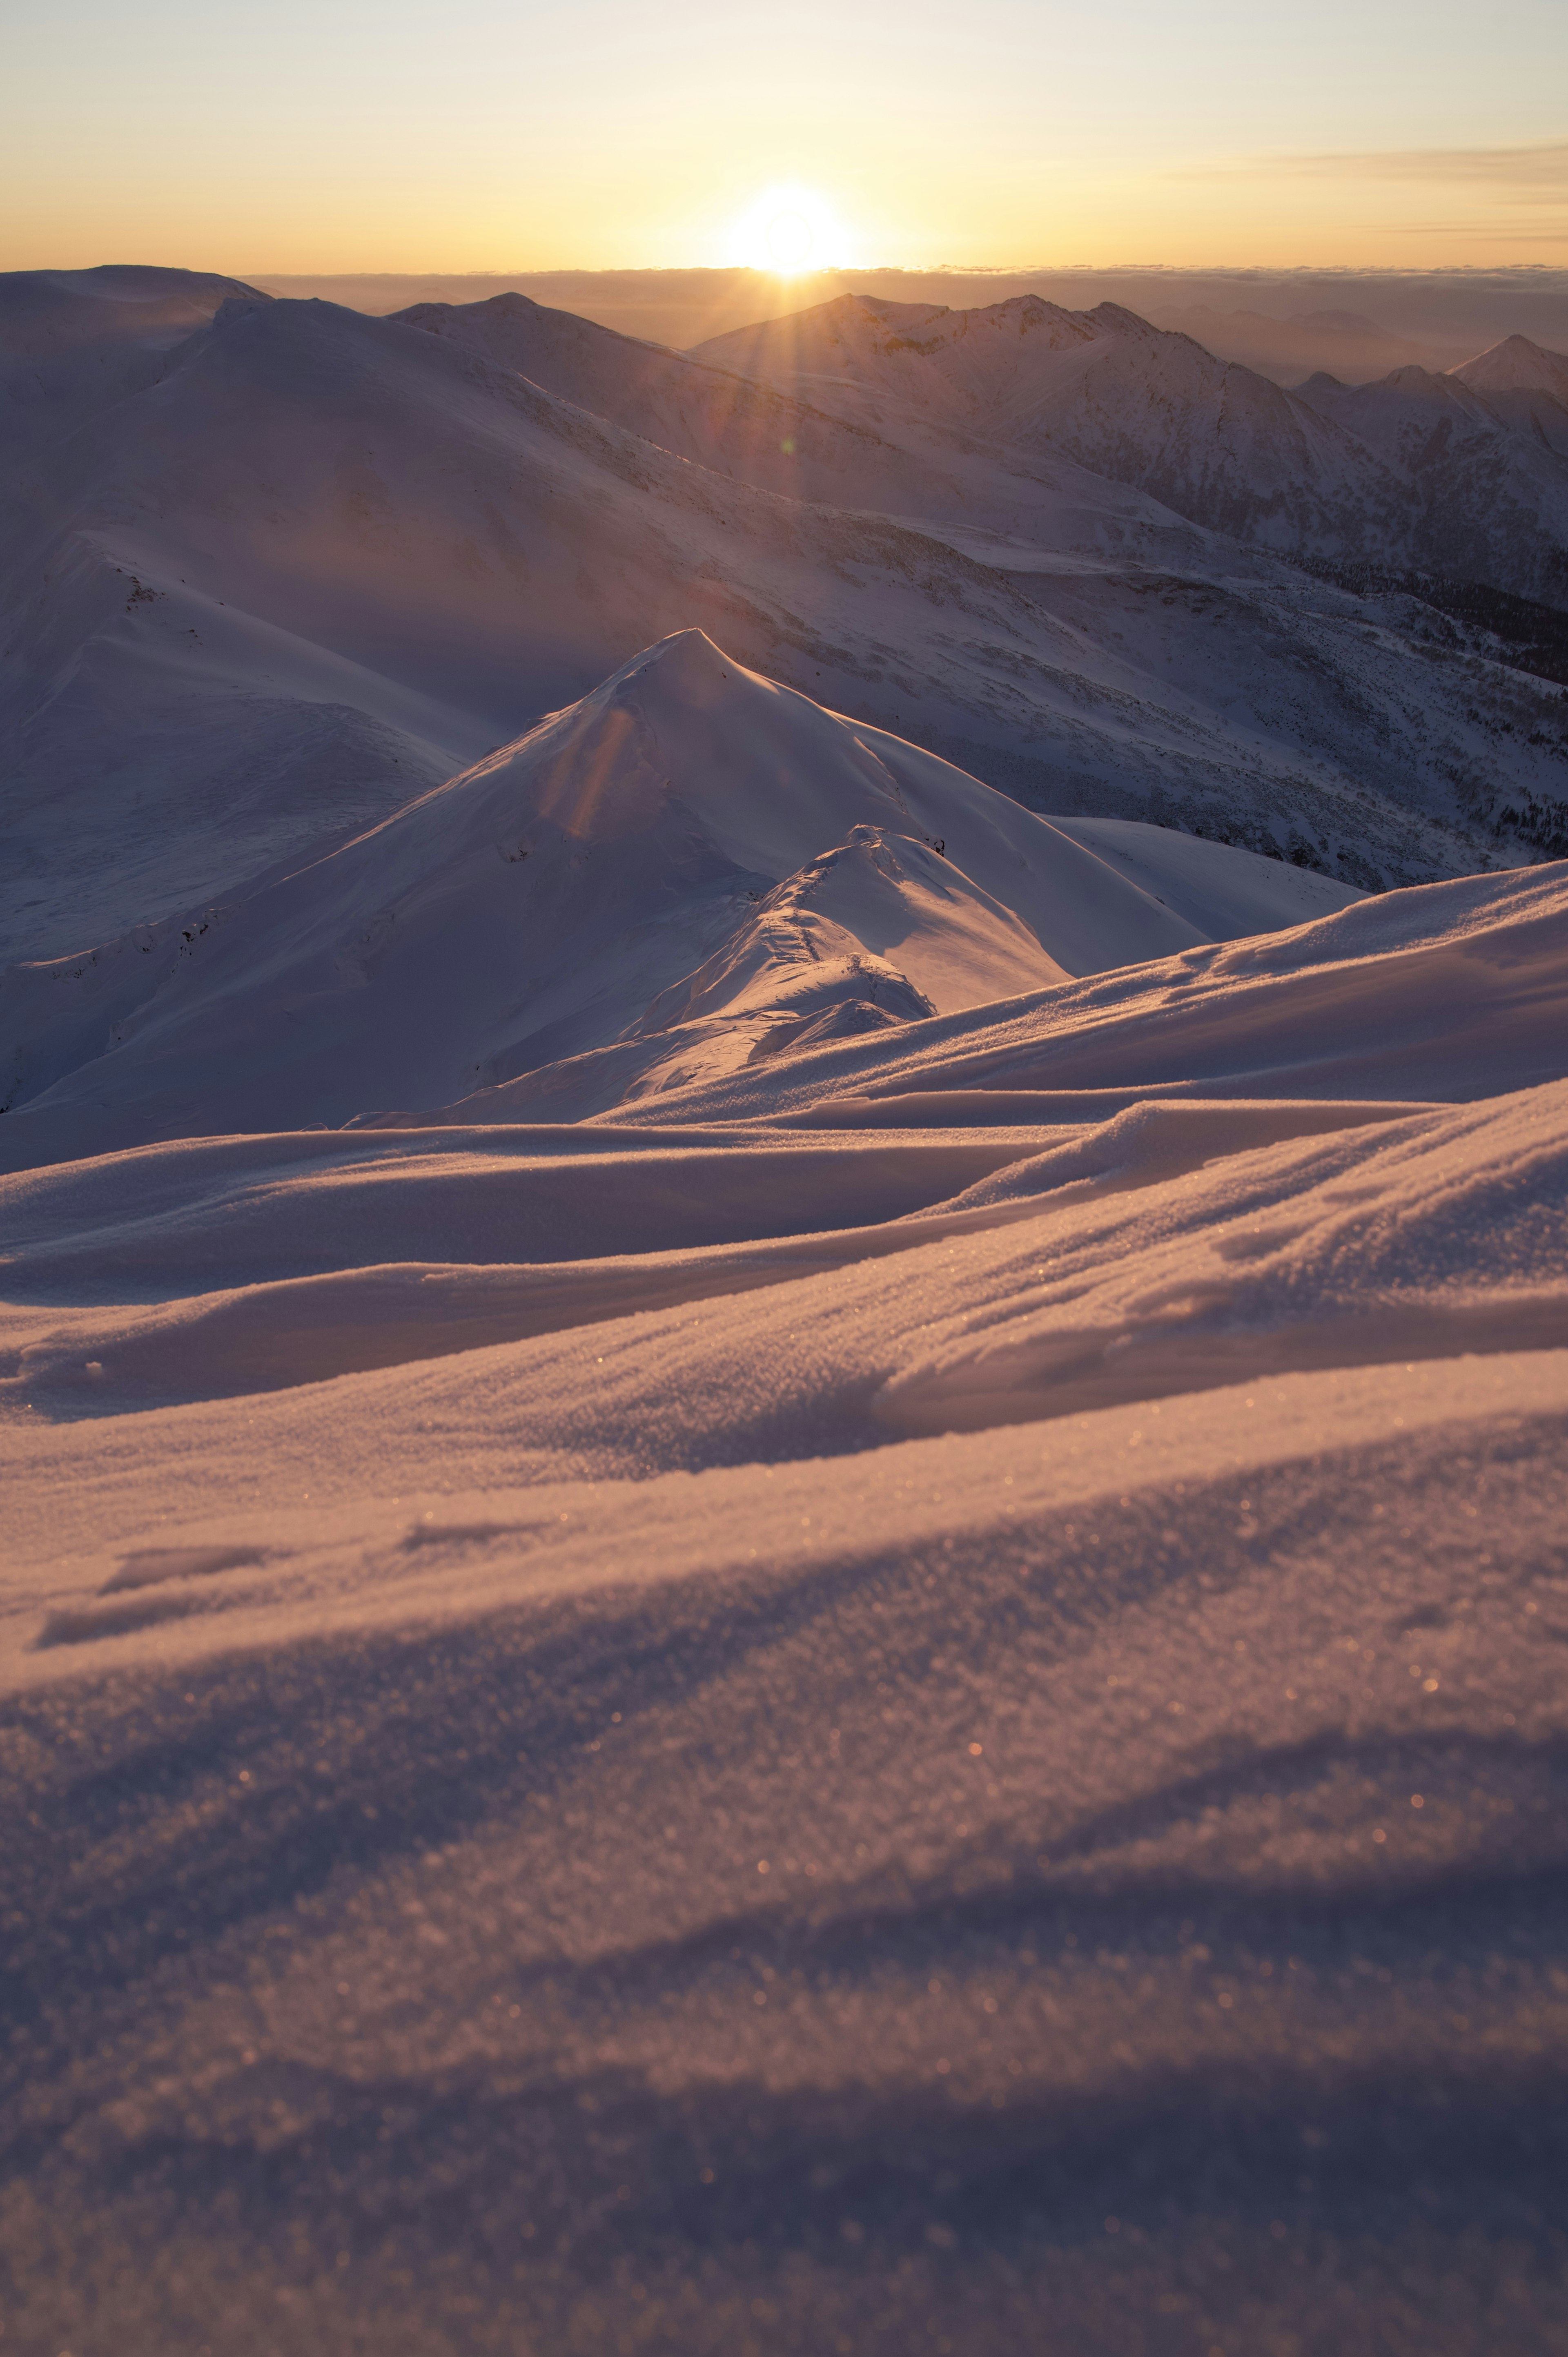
[728,185,854,276]
[766,209,813,273]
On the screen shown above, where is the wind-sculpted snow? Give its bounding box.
[2,1050,1567,2350]
[394,856,1565,1133]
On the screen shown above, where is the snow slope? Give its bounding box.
[1453,332,1568,405]
[1296,362,1568,606]
[391,288,959,511]
[2,841,1566,2353]
[7,280,1568,970]
[1,634,1373,1168]
[697,292,1568,604]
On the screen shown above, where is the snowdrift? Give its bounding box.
[3,826,1567,2346]
[357,851,1559,1135]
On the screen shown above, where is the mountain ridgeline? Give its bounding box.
[1,263,1566,1011]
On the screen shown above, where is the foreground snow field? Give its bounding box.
[3,742,1567,2348]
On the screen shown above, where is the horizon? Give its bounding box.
[24,256,1568,360]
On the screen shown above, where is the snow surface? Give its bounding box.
[2,644,1567,2344]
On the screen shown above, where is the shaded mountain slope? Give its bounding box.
[695,293,1405,552]
[1297,361,1568,609]
[698,292,1568,604]
[4,285,1567,978]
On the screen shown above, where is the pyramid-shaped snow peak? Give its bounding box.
[1452,334,1568,402]
[1,634,1213,1162]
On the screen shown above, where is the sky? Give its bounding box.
[3,0,1566,274]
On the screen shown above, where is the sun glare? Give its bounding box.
[728,185,854,275]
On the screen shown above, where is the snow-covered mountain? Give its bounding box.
[0,633,1363,1166]
[5,278,1566,977]
[696,293,1402,555]
[1296,359,1568,606]
[1452,332,1568,405]
[1442,334,1568,464]
[696,292,1568,603]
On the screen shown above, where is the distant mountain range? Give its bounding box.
[693,291,1568,605]
[1147,305,1440,385]
[2,263,1566,1050]
[252,264,1568,368]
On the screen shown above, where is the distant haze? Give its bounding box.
[253,267,1568,373]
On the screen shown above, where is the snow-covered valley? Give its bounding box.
[2,261,1568,2355]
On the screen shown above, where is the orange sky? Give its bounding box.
[4,0,1566,273]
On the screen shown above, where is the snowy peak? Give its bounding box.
[1452,334,1568,402]
[0,635,1259,1159]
